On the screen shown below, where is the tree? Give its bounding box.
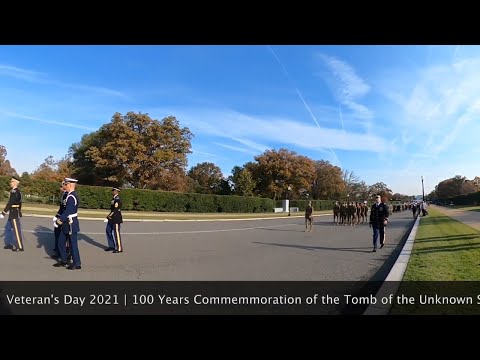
[229,166,255,196]
[368,182,393,200]
[391,193,411,202]
[81,112,193,189]
[245,148,316,200]
[342,169,360,200]
[436,175,475,199]
[30,155,73,182]
[20,172,32,187]
[235,168,256,196]
[0,145,17,177]
[311,160,345,200]
[188,162,224,194]
[31,156,64,182]
[69,131,112,185]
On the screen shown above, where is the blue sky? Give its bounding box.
[0,45,478,196]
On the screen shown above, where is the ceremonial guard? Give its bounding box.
[53,180,70,259]
[1,176,24,252]
[53,178,81,270]
[104,187,123,253]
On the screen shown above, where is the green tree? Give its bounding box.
[69,131,112,185]
[235,168,255,196]
[188,162,224,194]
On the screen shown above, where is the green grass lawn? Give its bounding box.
[0,202,330,220]
[390,208,480,314]
[402,208,480,281]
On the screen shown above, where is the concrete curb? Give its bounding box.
[23,213,331,222]
[363,215,421,315]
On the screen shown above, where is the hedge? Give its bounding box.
[447,191,480,206]
[0,176,274,213]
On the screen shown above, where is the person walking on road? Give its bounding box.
[369,195,389,252]
[305,201,313,232]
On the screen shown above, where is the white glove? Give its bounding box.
[53,221,58,228]
[103,218,108,223]
[52,216,57,222]
[0,214,4,219]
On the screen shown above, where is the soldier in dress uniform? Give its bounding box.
[1,176,24,252]
[53,178,81,270]
[52,181,69,259]
[104,187,124,253]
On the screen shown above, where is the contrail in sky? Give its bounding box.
[266,45,341,166]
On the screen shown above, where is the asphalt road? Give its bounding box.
[0,211,415,281]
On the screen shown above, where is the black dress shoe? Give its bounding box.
[4,245,13,249]
[104,247,114,251]
[113,250,123,253]
[12,248,24,252]
[67,264,81,270]
[53,262,69,267]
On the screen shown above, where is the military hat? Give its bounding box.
[112,187,121,192]
[63,178,78,184]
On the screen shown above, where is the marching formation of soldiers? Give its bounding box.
[332,201,370,226]
[1,176,124,271]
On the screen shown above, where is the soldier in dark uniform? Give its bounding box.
[52,181,68,258]
[1,176,24,252]
[104,187,124,253]
[304,201,313,232]
[333,201,340,225]
[53,178,81,270]
[369,195,389,252]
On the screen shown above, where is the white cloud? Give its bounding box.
[316,53,373,120]
[152,107,392,155]
[213,143,256,155]
[0,63,128,99]
[0,110,97,131]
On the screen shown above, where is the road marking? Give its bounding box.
[23,214,331,222]
[1,223,300,236]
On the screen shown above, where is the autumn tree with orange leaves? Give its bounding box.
[245,148,316,200]
[83,112,193,190]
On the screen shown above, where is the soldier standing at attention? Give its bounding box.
[53,178,81,270]
[1,176,24,252]
[369,195,389,252]
[104,187,124,253]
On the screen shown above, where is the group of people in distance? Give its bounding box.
[304,195,389,252]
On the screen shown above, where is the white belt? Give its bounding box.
[68,213,78,223]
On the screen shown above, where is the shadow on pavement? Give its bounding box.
[252,241,373,254]
[78,233,108,250]
[33,225,108,258]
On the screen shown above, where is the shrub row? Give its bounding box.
[447,191,480,206]
[0,176,275,213]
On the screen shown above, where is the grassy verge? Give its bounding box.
[0,202,330,220]
[390,208,480,314]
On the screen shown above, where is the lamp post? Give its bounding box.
[287,185,292,216]
[421,176,425,202]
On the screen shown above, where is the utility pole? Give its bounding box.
[421,176,425,202]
